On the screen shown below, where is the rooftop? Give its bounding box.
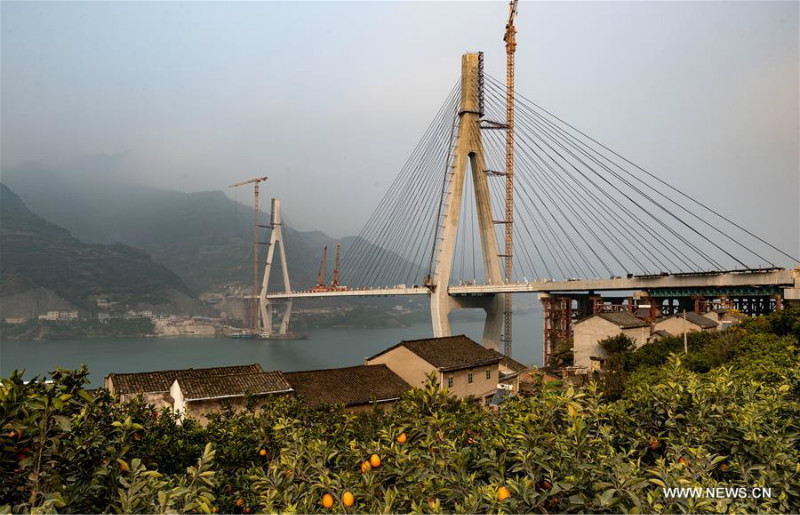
[669,311,718,329]
[284,364,410,409]
[106,364,264,395]
[175,371,292,401]
[492,351,529,373]
[368,335,503,372]
[582,311,650,329]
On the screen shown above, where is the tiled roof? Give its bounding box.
[107,364,264,395]
[368,335,502,372]
[593,312,650,329]
[492,351,529,373]
[176,371,292,401]
[284,365,410,409]
[675,312,718,329]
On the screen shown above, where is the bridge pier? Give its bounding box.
[429,52,505,350]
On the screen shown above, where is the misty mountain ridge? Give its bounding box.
[2,159,420,293]
[0,183,207,317]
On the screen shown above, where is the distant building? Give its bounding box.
[366,335,502,403]
[44,311,60,321]
[3,317,28,325]
[284,365,411,413]
[654,312,717,336]
[170,372,292,425]
[701,309,744,330]
[58,310,79,321]
[103,364,265,409]
[573,312,651,371]
[648,329,672,343]
[98,312,111,323]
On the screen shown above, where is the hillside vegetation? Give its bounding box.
[0,184,205,314]
[2,309,799,514]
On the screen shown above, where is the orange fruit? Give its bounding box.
[360,461,372,474]
[649,437,659,451]
[259,449,267,457]
[678,457,687,466]
[322,493,334,509]
[243,508,251,514]
[497,486,511,502]
[342,491,354,507]
[8,431,16,439]
[235,498,244,507]
[720,463,729,471]
[467,437,475,445]
[397,432,407,444]
[369,454,381,468]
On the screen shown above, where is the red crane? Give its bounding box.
[309,243,350,292]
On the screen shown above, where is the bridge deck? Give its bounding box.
[265,268,797,299]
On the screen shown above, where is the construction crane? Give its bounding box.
[331,242,341,288]
[310,242,350,292]
[502,0,518,357]
[311,246,328,293]
[229,176,268,333]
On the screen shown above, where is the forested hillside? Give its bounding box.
[0,184,205,314]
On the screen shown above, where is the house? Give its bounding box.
[573,312,650,371]
[170,371,292,425]
[648,329,672,343]
[103,363,265,408]
[366,335,502,403]
[493,351,531,393]
[701,309,744,330]
[3,317,28,325]
[284,364,411,413]
[654,312,717,335]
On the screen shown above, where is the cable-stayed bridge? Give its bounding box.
[260,52,800,363]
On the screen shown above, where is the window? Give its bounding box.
[486,369,491,380]
[447,376,453,388]
[467,372,474,384]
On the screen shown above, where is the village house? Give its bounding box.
[494,352,531,393]
[573,312,651,371]
[284,364,411,413]
[103,364,265,409]
[654,312,718,335]
[170,371,292,425]
[366,335,503,403]
[700,309,744,330]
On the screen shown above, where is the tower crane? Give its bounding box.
[502,0,518,357]
[311,246,328,293]
[229,176,268,332]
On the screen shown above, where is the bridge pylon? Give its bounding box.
[259,198,292,337]
[430,52,505,351]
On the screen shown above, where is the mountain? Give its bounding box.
[2,161,420,293]
[0,183,208,317]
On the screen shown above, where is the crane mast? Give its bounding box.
[502,0,518,357]
[316,246,328,289]
[229,176,268,333]
[332,242,341,288]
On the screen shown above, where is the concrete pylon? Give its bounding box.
[259,199,293,337]
[430,53,504,350]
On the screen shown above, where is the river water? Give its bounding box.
[1,312,544,387]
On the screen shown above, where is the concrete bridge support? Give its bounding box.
[259,199,292,337]
[430,52,504,350]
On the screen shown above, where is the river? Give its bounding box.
[1,312,544,387]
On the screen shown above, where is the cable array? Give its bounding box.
[314,76,797,289]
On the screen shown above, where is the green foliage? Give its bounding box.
[1,318,155,341]
[2,316,799,514]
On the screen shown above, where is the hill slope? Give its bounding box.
[2,163,419,293]
[0,183,207,315]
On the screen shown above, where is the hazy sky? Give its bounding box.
[2,1,798,254]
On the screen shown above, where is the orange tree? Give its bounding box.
[2,311,799,513]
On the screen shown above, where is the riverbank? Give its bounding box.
[0,316,545,386]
